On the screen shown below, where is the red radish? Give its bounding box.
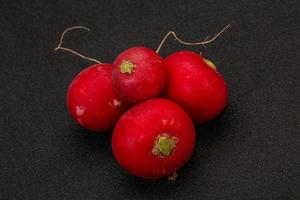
[163,51,228,123]
[67,64,127,132]
[112,47,166,103]
[112,98,195,179]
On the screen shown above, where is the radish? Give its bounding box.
[112,98,195,179]
[163,51,228,123]
[67,64,127,132]
[54,27,127,132]
[112,47,166,103]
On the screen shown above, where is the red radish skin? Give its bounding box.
[112,47,166,103]
[163,51,228,123]
[67,64,127,132]
[112,98,195,179]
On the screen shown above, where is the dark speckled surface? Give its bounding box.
[0,0,299,199]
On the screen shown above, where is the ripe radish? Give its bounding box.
[163,51,228,123]
[112,98,195,179]
[67,64,127,132]
[112,47,166,103]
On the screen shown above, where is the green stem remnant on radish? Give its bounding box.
[119,60,135,74]
[152,134,178,157]
[204,59,217,70]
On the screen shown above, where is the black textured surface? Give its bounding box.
[1,0,299,199]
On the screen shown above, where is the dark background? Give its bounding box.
[1,0,299,199]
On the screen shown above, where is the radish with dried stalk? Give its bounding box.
[54,26,127,132]
[157,25,230,123]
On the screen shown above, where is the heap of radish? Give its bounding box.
[54,24,230,180]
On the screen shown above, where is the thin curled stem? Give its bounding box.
[156,24,231,53]
[54,26,102,64]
